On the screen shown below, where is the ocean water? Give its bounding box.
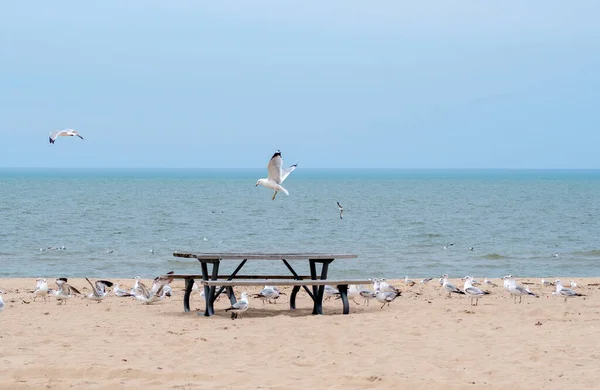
[1,168,600,279]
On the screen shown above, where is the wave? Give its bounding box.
[573,250,600,257]
[483,253,508,259]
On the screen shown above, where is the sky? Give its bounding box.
[1,1,599,169]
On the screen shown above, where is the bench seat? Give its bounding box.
[201,279,372,287]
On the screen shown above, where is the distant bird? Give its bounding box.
[462,276,489,306]
[84,278,113,303]
[553,280,585,303]
[570,280,578,288]
[483,277,498,287]
[149,249,154,254]
[551,253,559,258]
[440,274,465,298]
[33,278,50,302]
[541,278,554,287]
[420,278,433,284]
[443,243,455,250]
[49,129,84,144]
[106,250,114,254]
[376,290,401,309]
[404,276,416,287]
[113,283,133,297]
[225,292,249,319]
[254,286,283,304]
[469,247,474,251]
[255,150,297,200]
[337,202,344,219]
[53,278,82,304]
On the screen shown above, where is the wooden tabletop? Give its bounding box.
[172,252,359,261]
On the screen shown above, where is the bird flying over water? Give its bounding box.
[337,202,344,219]
[255,150,297,200]
[49,129,84,144]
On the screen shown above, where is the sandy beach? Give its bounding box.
[1,277,599,389]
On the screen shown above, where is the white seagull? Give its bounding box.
[337,202,344,219]
[462,276,489,306]
[255,150,297,200]
[570,280,578,288]
[225,292,249,319]
[404,276,416,287]
[507,277,538,303]
[84,278,113,303]
[376,290,401,309]
[358,285,377,305]
[541,278,554,287]
[0,291,4,312]
[53,278,82,304]
[347,284,360,305]
[254,286,282,304]
[33,278,50,302]
[553,280,585,303]
[324,285,340,300]
[113,283,133,297]
[49,129,84,144]
[483,277,498,287]
[441,274,465,298]
[134,274,173,305]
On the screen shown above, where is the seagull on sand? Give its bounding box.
[462,276,489,306]
[33,278,50,302]
[570,280,578,288]
[507,277,538,303]
[134,275,172,305]
[84,278,113,303]
[404,276,416,287]
[53,278,82,304]
[113,283,133,297]
[553,280,585,303]
[358,285,377,305]
[337,202,344,219]
[420,278,433,284]
[541,278,554,287]
[324,285,340,300]
[255,150,297,200]
[376,289,401,309]
[254,286,283,304]
[483,277,498,287]
[440,274,465,298]
[225,292,250,319]
[49,129,84,144]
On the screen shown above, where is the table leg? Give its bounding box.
[337,284,350,314]
[226,286,237,305]
[290,286,301,310]
[282,259,314,301]
[183,278,194,313]
[200,262,216,317]
[207,261,220,314]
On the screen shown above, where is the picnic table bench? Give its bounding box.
[168,252,367,316]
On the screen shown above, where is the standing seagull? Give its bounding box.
[225,292,250,319]
[337,202,344,219]
[255,150,297,200]
[553,280,585,303]
[462,276,489,306]
[33,278,50,302]
[441,274,465,298]
[49,129,84,144]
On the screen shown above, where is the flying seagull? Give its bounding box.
[255,150,297,200]
[49,129,84,144]
[336,201,345,219]
[84,278,113,303]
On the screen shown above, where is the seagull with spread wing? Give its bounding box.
[134,274,173,304]
[255,150,297,200]
[49,129,84,144]
[53,278,82,304]
[84,278,113,303]
[336,201,344,219]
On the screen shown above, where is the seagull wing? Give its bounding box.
[67,284,82,295]
[267,151,283,183]
[96,280,113,294]
[280,164,297,183]
[85,278,101,296]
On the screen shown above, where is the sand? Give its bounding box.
[1,277,599,389]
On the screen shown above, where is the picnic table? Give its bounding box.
[170,252,367,316]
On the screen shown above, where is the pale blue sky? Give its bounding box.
[1,1,599,168]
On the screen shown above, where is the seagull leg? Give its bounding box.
[272,191,277,200]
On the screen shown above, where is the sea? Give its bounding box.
[1,168,599,279]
